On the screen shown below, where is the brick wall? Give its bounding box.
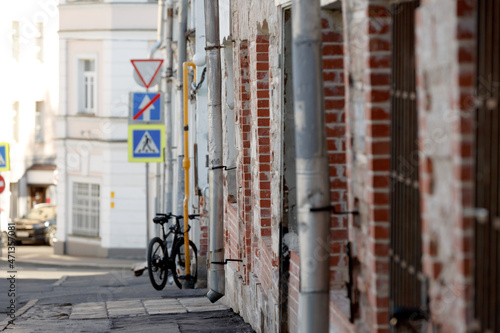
[416,1,476,331]
[341,1,392,331]
[322,9,349,291]
[236,40,253,283]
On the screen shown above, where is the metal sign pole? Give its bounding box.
[146,162,150,255]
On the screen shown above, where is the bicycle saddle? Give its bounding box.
[153,215,169,224]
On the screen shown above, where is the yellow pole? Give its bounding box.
[182,62,196,276]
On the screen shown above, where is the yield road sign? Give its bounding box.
[0,175,5,194]
[131,59,163,89]
[129,92,164,124]
[128,125,165,162]
[0,143,10,171]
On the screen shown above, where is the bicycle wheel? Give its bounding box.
[147,237,168,290]
[172,238,198,287]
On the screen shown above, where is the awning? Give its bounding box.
[26,164,57,186]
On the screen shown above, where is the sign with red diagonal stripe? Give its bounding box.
[131,59,164,88]
[129,92,164,124]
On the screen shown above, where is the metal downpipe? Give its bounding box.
[204,0,225,303]
[148,0,165,59]
[175,0,189,216]
[292,0,331,332]
[182,62,196,287]
[165,0,174,213]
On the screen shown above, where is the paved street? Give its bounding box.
[0,245,254,332]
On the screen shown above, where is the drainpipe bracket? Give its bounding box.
[211,259,243,265]
[310,205,359,215]
[210,165,236,171]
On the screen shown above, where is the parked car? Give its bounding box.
[1,210,9,247]
[14,204,57,246]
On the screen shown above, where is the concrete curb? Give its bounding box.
[0,257,140,271]
[0,299,38,331]
[52,275,68,287]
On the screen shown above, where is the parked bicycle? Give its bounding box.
[147,212,199,290]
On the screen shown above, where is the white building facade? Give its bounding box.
[55,0,160,257]
[0,0,59,232]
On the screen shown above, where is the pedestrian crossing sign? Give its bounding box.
[128,125,165,162]
[0,143,10,171]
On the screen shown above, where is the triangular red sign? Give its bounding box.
[131,59,164,88]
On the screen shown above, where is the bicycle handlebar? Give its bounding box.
[155,212,201,221]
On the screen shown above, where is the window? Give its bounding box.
[389,0,427,327]
[12,21,19,61]
[474,0,500,331]
[78,59,96,114]
[35,101,44,143]
[35,22,44,62]
[72,183,100,237]
[12,102,19,142]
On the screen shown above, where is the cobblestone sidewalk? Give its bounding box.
[1,297,254,332]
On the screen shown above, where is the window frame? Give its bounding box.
[72,182,100,237]
[76,55,98,115]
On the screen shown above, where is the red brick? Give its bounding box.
[259,137,270,145]
[257,89,269,99]
[330,177,347,189]
[256,35,269,43]
[459,70,475,87]
[367,89,391,103]
[324,85,345,99]
[256,71,268,80]
[321,17,330,29]
[329,153,346,164]
[256,53,268,62]
[366,107,390,121]
[260,181,271,190]
[258,99,269,108]
[260,199,271,208]
[256,43,269,53]
[259,164,271,172]
[369,37,391,52]
[371,208,389,222]
[370,72,391,86]
[370,174,390,188]
[369,240,390,256]
[453,163,473,181]
[257,80,269,90]
[322,44,344,57]
[258,145,270,154]
[326,125,346,137]
[456,0,474,17]
[366,140,390,155]
[367,5,390,18]
[258,128,270,137]
[322,31,343,43]
[323,71,344,84]
[367,123,390,138]
[369,54,391,69]
[257,118,270,127]
[256,62,269,71]
[325,99,345,110]
[368,190,390,205]
[323,58,344,70]
[370,224,389,239]
[258,154,271,163]
[331,229,348,241]
[257,109,269,118]
[458,45,474,63]
[369,20,390,35]
[457,20,474,40]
